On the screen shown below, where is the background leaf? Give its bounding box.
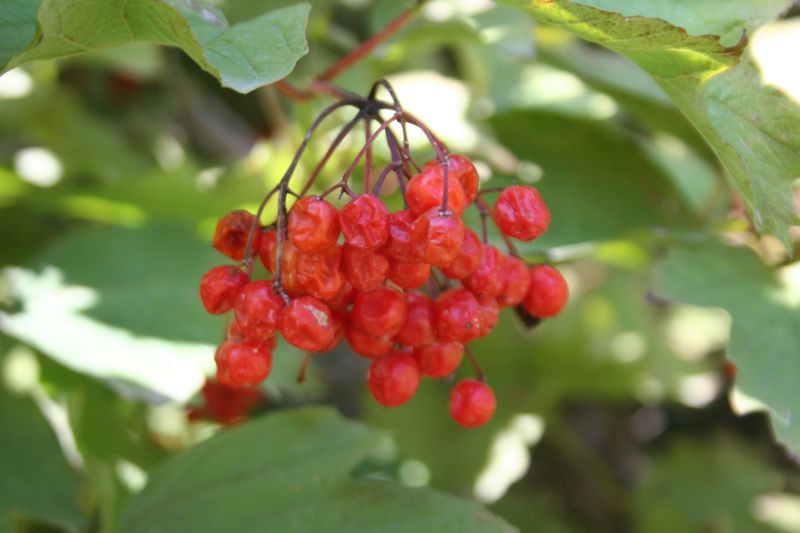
[501,0,800,246]
[1,1,311,93]
[653,240,800,452]
[118,407,516,533]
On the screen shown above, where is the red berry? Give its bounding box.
[493,185,550,241]
[449,379,496,428]
[423,154,479,204]
[190,378,264,425]
[296,246,345,300]
[351,287,408,337]
[288,196,340,253]
[498,256,530,307]
[382,209,416,260]
[265,238,305,297]
[367,352,421,407]
[257,229,278,272]
[339,194,388,250]
[324,280,356,312]
[345,324,393,358]
[441,228,482,280]
[319,311,347,353]
[233,281,286,340]
[434,288,482,343]
[396,293,436,348]
[199,266,248,314]
[410,209,465,267]
[388,259,430,289]
[476,295,500,338]
[215,338,273,387]
[463,245,504,297]
[213,210,260,261]
[414,342,463,378]
[279,297,336,351]
[342,245,389,292]
[523,265,568,318]
[407,163,467,216]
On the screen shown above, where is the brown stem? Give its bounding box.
[464,346,486,382]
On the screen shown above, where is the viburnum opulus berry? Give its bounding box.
[198,86,565,428]
[450,379,496,428]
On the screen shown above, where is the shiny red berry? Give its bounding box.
[407,163,467,216]
[434,288,482,343]
[319,311,347,353]
[493,185,550,241]
[279,297,336,351]
[449,379,496,428]
[476,295,500,338]
[342,245,389,292]
[257,229,278,272]
[296,246,345,300]
[463,245,504,297]
[213,210,260,261]
[396,292,436,348]
[345,324,393,358]
[382,209,415,259]
[233,281,286,340]
[414,342,463,379]
[215,338,273,387]
[351,287,408,337]
[388,259,430,290]
[410,209,465,267]
[523,265,568,318]
[441,228,482,280]
[498,256,530,307]
[423,154,479,204]
[367,352,421,407]
[339,194,388,250]
[287,196,341,253]
[199,265,248,314]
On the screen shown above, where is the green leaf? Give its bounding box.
[118,407,516,533]
[635,438,781,532]
[573,0,794,46]
[1,1,310,93]
[0,388,85,533]
[653,240,800,452]
[490,110,698,248]
[500,0,800,247]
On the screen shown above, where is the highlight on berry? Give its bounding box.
[199,81,567,429]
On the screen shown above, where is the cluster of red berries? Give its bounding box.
[199,154,567,428]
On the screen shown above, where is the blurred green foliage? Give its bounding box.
[2,1,800,532]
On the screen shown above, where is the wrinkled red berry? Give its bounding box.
[346,324,393,358]
[523,265,568,318]
[233,280,286,340]
[498,255,530,307]
[476,295,500,338]
[265,238,305,297]
[396,292,436,348]
[423,154,479,204]
[434,288,482,343]
[288,196,340,253]
[382,209,416,259]
[441,228,482,280]
[367,352,421,407]
[342,245,389,292]
[351,287,408,337]
[463,245,504,297]
[296,246,345,300]
[215,338,273,387]
[213,210,260,261]
[410,209,465,267]
[200,265,248,314]
[450,379,496,428]
[388,259,430,289]
[493,185,550,241]
[339,194,388,250]
[279,297,336,351]
[414,342,463,378]
[407,163,467,216]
